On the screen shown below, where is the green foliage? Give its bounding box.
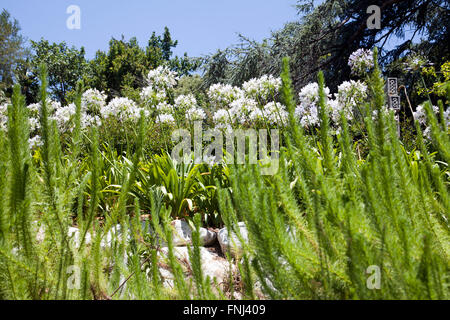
[0,54,448,300]
[214,52,450,299]
[86,29,200,100]
[138,153,220,222]
[203,0,450,92]
[0,9,28,94]
[30,40,87,104]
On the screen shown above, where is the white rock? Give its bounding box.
[157,246,234,286]
[171,220,192,246]
[218,222,249,259]
[170,220,217,247]
[199,227,218,246]
[101,224,131,248]
[68,227,92,248]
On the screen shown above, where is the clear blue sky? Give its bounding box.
[1,0,300,59]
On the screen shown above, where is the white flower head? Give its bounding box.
[208,83,244,109]
[175,94,197,108]
[186,107,206,122]
[243,75,281,100]
[156,113,175,125]
[348,49,374,76]
[101,97,144,122]
[229,97,258,125]
[82,89,106,114]
[145,66,179,91]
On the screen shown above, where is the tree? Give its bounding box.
[87,28,200,100]
[203,0,450,92]
[30,39,87,104]
[86,36,150,99]
[0,9,27,95]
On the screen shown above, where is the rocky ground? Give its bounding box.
[34,219,258,299]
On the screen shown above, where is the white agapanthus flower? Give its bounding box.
[263,102,289,126]
[413,103,439,126]
[444,108,450,128]
[243,75,282,100]
[295,104,319,128]
[186,107,206,121]
[298,82,331,106]
[27,99,61,118]
[295,82,331,128]
[332,80,367,123]
[208,83,244,108]
[140,86,167,105]
[101,97,146,122]
[213,109,231,127]
[175,94,198,111]
[156,113,175,125]
[348,49,374,76]
[53,102,103,133]
[82,89,106,114]
[229,97,258,124]
[29,135,43,149]
[145,66,179,91]
[53,104,76,132]
[155,101,173,114]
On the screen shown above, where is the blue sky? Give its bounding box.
[1,0,300,59]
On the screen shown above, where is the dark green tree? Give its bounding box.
[30,39,87,104]
[86,36,149,99]
[203,0,450,92]
[0,9,28,96]
[87,28,200,100]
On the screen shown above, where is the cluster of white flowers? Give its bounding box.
[332,80,368,122]
[145,66,179,92]
[444,108,450,128]
[82,89,106,114]
[156,113,176,125]
[174,94,197,111]
[27,99,61,118]
[295,103,319,127]
[413,103,442,139]
[293,80,369,130]
[348,49,374,76]
[140,86,167,106]
[208,83,243,109]
[186,107,206,122]
[52,90,106,133]
[260,102,289,126]
[155,101,173,114]
[229,97,259,125]
[212,109,231,128]
[295,83,331,128]
[28,135,43,149]
[141,66,178,107]
[0,98,62,148]
[53,103,102,133]
[101,97,147,123]
[242,75,282,101]
[413,103,439,126]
